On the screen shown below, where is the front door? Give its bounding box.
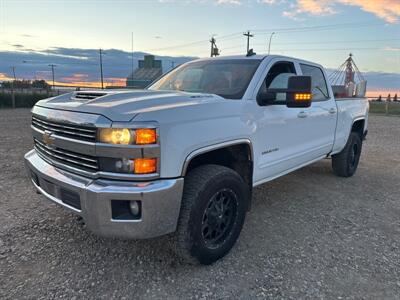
[248,59,336,185]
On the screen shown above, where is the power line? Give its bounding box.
[251,21,382,34]
[140,22,384,54]
[221,46,395,55]
[221,38,400,51]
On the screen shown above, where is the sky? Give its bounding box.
[0,0,399,96]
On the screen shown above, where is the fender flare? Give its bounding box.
[181,138,254,176]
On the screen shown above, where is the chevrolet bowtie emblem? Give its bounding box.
[43,130,55,146]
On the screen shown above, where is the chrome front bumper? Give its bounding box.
[24,149,184,239]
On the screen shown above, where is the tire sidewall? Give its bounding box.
[188,172,247,264]
[346,133,362,176]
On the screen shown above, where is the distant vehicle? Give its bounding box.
[25,55,369,265]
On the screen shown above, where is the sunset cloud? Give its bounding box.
[159,0,400,22]
[0,73,13,81]
[282,0,400,23]
[216,0,242,5]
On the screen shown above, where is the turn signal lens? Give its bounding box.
[99,128,134,145]
[134,158,157,174]
[135,128,157,145]
[294,93,312,101]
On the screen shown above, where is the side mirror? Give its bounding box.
[285,76,312,108]
[256,91,277,106]
[257,75,312,108]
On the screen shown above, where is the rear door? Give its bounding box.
[298,63,337,158]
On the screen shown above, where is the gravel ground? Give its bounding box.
[0,109,399,299]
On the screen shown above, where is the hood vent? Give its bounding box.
[71,92,107,101]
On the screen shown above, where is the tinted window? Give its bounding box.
[300,64,329,101]
[259,62,296,102]
[149,59,261,99]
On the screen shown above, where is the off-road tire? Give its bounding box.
[173,164,248,265]
[332,132,362,177]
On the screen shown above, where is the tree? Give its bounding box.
[31,80,50,89]
[394,94,398,102]
[0,79,49,89]
[377,95,382,102]
[386,94,391,102]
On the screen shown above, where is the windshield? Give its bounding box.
[149,59,261,99]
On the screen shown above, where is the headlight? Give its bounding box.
[99,128,134,145]
[98,128,156,145]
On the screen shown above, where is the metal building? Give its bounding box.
[126,55,163,89]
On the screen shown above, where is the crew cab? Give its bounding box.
[24,55,369,265]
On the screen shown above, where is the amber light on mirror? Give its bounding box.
[294,93,312,101]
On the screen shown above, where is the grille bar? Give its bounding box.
[32,116,97,142]
[34,139,98,171]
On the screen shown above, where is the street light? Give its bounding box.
[268,32,275,55]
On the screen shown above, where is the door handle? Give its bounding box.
[329,108,337,114]
[297,111,308,118]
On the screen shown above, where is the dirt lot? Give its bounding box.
[0,109,399,299]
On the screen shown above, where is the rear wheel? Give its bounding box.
[332,132,362,177]
[173,164,248,265]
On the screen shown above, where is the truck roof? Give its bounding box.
[197,54,323,69]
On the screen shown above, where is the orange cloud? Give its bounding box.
[339,0,400,23]
[0,72,126,89]
[0,73,13,81]
[366,89,400,98]
[282,0,400,23]
[60,73,90,82]
[56,74,126,88]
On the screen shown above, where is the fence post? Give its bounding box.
[11,88,16,109]
[385,101,389,115]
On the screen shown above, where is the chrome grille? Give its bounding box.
[34,139,99,171]
[32,116,97,142]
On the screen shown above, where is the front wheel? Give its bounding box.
[332,132,362,177]
[173,164,248,265]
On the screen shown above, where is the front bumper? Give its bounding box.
[24,149,184,239]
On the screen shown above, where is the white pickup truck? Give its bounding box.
[25,55,369,264]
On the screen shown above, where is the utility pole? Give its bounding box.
[48,64,56,89]
[210,37,219,57]
[11,66,16,81]
[99,48,104,89]
[243,31,253,54]
[10,66,16,108]
[268,32,275,55]
[131,33,134,82]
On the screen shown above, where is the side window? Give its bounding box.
[259,62,296,102]
[300,64,329,101]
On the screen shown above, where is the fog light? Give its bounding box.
[129,201,140,216]
[115,158,134,173]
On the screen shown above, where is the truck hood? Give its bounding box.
[36,89,224,122]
